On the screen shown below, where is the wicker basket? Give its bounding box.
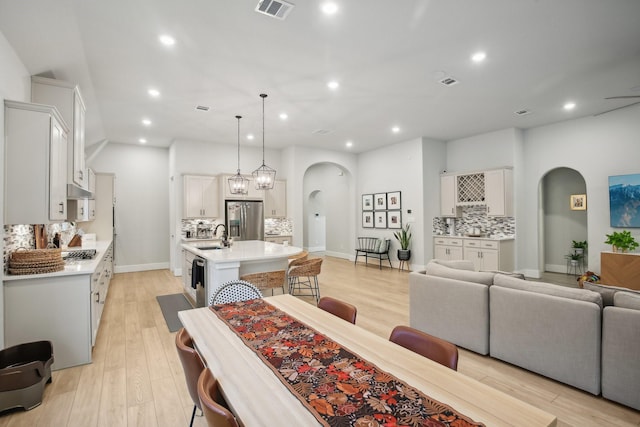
[8,249,64,275]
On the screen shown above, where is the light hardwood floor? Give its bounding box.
[0,258,638,427]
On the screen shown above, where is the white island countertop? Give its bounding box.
[4,240,113,281]
[182,239,302,263]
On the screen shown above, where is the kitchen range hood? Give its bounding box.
[67,183,93,199]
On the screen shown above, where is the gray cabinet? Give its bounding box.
[4,101,68,224]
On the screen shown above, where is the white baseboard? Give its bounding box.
[307,246,326,253]
[114,262,170,274]
[545,263,567,274]
[324,250,351,260]
[518,268,541,279]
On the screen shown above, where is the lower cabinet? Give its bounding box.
[265,235,292,245]
[182,249,197,303]
[433,237,464,260]
[462,239,514,271]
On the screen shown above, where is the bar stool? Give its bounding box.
[288,258,323,303]
[240,270,286,296]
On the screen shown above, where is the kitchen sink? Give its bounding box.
[198,246,223,250]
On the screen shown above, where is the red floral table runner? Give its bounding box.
[211,299,485,427]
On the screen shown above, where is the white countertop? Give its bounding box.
[433,234,515,241]
[4,240,113,281]
[182,240,302,263]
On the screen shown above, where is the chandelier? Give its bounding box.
[252,93,276,189]
[228,115,249,194]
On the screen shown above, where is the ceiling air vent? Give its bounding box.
[195,105,210,112]
[514,109,532,116]
[439,76,459,86]
[255,0,294,20]
[312,129,332,135]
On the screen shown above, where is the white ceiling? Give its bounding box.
[1,0,640,153]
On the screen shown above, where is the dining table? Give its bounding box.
[178,294,557,427]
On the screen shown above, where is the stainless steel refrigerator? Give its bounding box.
[225,200,264,241]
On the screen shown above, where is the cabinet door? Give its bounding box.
[184,176,203,218]
[434,245,449,259]
[463,248,483,271]
[449,246,464,260]
[481,249,499,271]
[73,90,86,188]
[49,117,68,221]
[201,176,219,217]
[88,199,96,221]
[485,169,513,217]
[265,180,286,217]
[440,175,459,217]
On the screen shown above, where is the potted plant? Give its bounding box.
[571,240,588,255]
[565,252,584,266]
[604,230,639,253]
[393,224,412,261]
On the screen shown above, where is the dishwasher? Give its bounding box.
[192,256,207,307]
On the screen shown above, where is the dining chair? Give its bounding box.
[288,257,323,303]
[209,280,263,305]
[317,296,357,324]
[389,325,459,371]
[239,270,286,296]
[175,328,205,427]
[197,369,239,427]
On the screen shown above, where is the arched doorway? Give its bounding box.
[539,167,588,274]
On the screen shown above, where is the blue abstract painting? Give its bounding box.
[609,174,640,227]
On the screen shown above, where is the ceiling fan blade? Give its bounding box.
[605,96,640,99]
[594,101,640,116]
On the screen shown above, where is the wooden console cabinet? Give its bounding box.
[600,251,640,290]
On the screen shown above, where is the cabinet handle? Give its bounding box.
[59,202,64,213]
[80,206,84,215]
[451,207,454,214]
[95,292,100,303]
[79,170,84,179]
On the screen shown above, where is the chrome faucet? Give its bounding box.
[214,224,228,246]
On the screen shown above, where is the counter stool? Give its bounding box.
[288,258,323,304]
[240,270,286,296]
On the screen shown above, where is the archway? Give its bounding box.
[539,167,588,274]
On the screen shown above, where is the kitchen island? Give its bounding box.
[181,240,302,305]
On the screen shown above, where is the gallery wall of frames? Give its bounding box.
[362,191,401,229]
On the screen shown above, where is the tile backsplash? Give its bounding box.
[180,217,293,238]
[3,222,78,271]
[433,205,515,238]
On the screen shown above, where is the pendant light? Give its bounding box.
[252,93,276,190]
[228,115,249,195]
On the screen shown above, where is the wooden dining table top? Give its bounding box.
[178,294,557,427]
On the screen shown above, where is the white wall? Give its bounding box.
[357,138,426,269]
[421,138,447,263]
[89,143,170,272]
[446,128,519,172]
[0,30,32,348]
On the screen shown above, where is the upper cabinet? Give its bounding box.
[31,76,87,189]
[440,168,513,217]
[220,174,264,201]
[265,180,286,218]
[4,101,69,224]
[184,175,219,218]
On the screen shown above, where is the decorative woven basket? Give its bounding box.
[8,249,64,275]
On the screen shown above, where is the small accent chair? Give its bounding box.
[197,369,239,427]
[175,328,205,427]
[240,270,286,296]
[209,280,263,305]
[317,296,357,324]
[389,325,459,371]
[288,258,323,303]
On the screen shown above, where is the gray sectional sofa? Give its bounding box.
[409,260,640,409]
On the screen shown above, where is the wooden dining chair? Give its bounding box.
[197,369,239,427]
[175,328,205,427]
[317,296,357,324]
[389,325,459,371]
[240,270,286,296]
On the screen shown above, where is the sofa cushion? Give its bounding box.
[614,291,640,310]
[430,259,475,271]
[494,274,603,309]
[425,261,494,285]
[583,282,640,306]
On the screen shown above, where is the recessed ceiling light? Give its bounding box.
[159,35,175,46]
[471,51,486,63]
[345,141,353,148]
[327,80,339,90]
[391,126,401,133]
[279,113,288,120]
[142,118,152,126]
[148,88,160,98]
[139,138,147,144]
[321,2,338,15]
[247,134,255,140]
[563,102,576,111]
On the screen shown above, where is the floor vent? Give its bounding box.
[195,105,210,112]
[256,0,294,20]
[439,76,459,86]
[514,109,531,116]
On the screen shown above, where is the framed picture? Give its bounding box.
[570,194,587,211]
[374,211,387,228]
[362,194,374,211]
[387,210,402,229]
[374,193,387,210]
[362,211,374,228]
[609,174,640,227]
[387,191,401,210]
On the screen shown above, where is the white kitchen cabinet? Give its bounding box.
[220,174,265,200]
[433,237,464,260]
[184,175,219,218]
[265,180,286,217]
[87,168,96,193]
[484,168,513,217]
[463,238,514,271]
[182,249,197,304]
[31,76,87,189]
[4,101,68,224]
[67,199,95,222]
[265,235,292,245]
[440,175,460,217]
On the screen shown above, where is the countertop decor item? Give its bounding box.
[605,230,638,253]
[252,93,276,190]
[8,248,64,275]
[228,115,249,195]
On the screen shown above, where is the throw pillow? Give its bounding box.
[614,291,640,310]
[377,239,388,253]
